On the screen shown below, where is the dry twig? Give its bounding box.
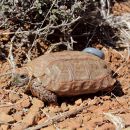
[104,112,125,130]
[25,102,88,130]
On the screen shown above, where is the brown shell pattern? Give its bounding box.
[26,51,114,96]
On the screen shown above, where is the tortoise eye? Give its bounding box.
[12,73,29,87]
[20,74,27,79]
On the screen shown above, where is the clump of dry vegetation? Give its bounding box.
[1,0,129,66]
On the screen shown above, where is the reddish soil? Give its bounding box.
[0,1,130,130]
[0,46,130,130]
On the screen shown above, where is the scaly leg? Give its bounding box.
[30,81,57,103]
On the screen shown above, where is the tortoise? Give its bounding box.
[13,49,115,103]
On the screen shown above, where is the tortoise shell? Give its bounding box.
[25,51,114,96]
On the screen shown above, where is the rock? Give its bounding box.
[43,107,49,113]
[9,93,20,103]
[85,117,104,130]
[60,118,82,130]
[75,99,82,106]
[102,96,110,101]
[48,105,62,113]
[0,112,14,123]
[16,94,31,110]
[68,104,74,110]
[13,111,23,121]
[61,102,69,111]
[52,106,62,113]
[32,97,44,107]
[48,106,56,113]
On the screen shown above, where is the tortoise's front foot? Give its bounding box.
[30,81,57,104]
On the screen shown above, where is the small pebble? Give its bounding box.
[61,102,69,112]
[102,96,110,100]
[13,111,23,121]
[9,93,20,103]
[16,95,31,110]
[75,99,82,106]
[68,104,74,109]
[48,105,62,113]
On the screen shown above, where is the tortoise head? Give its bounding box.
[12,72,29,87]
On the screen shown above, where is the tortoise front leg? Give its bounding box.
[30,81,57,103]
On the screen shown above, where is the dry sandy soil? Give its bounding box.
[0,1,130,130]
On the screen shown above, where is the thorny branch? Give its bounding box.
[0,0,129,64]
[0,16,81,36]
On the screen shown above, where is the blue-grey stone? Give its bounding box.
[82,47,105,59]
